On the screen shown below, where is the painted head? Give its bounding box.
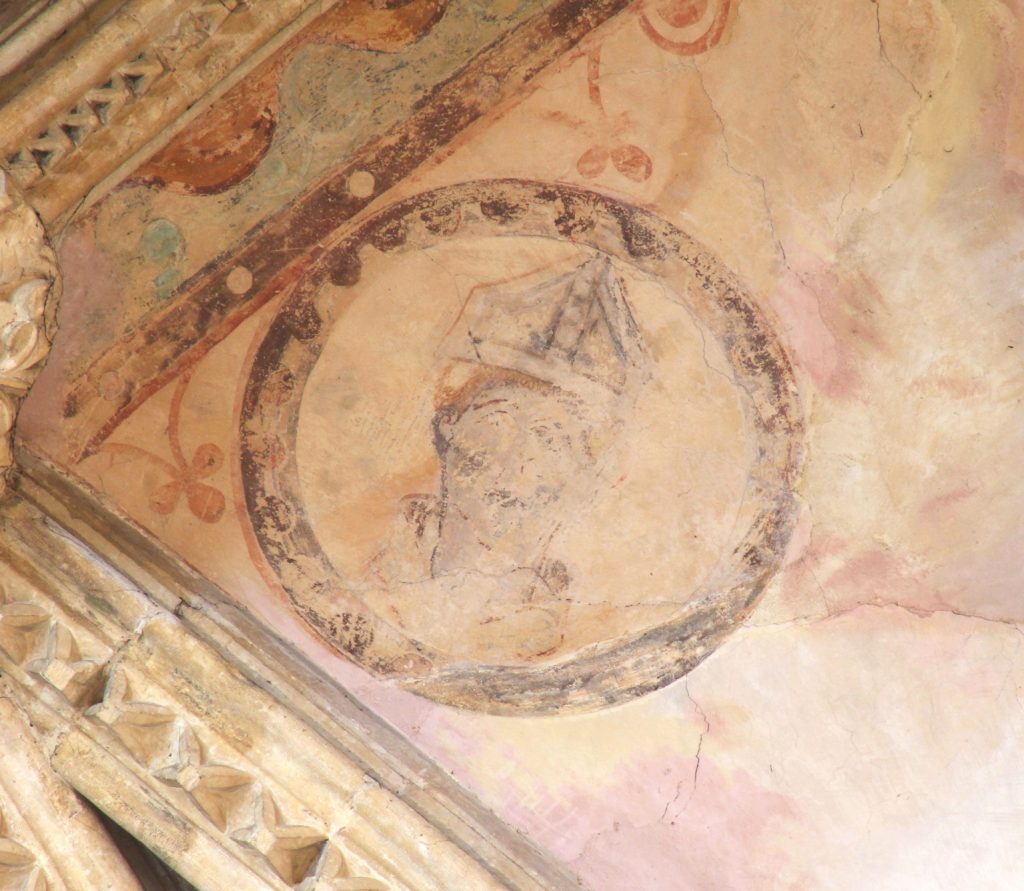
[428,254,650,576]
[430,367,606,575]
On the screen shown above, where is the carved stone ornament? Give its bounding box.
[0,171,57,499]
[0,0,344,223]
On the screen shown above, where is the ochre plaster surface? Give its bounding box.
[18,0,1024,886]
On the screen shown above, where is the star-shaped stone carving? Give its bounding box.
[0,813,47,891]
[88,670,186,773]
[0,601,101,705]
[297,843,388,890]
[230,791,326,884]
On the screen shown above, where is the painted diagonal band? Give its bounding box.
[62,0,632,463]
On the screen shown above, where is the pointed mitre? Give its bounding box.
[440,254,649,401]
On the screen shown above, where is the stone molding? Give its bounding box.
[0,689,146,890]
[0,0,107,80]
[2,472,581,890]
[0,173,57,501]
[0,0,340,224]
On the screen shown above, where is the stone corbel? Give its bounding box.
[0,172,57,500]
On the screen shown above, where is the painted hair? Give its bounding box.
[431,366,588,460]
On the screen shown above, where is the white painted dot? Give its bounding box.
[99,371,124,401]
[348,170,376,199]
[226,265,253,295]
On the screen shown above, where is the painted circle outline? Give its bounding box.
[240,179,804,714]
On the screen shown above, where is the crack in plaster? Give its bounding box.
[692,60,849,386]
[659,678,710,826]
[693,64,788,268]
[873,0,922,100]
[747,598,1024,635]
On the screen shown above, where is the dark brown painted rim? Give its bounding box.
[240,179,805,715]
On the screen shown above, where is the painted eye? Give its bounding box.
[458,451,488,475]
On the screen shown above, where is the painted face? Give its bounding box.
[433,383,595,573]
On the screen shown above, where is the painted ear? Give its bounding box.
[432,406,458,455]
[585,416,626,459]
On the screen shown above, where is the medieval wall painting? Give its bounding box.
[238,180,801,711]
[16,0,1024,886]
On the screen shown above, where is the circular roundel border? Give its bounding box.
[240,179,804,715]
